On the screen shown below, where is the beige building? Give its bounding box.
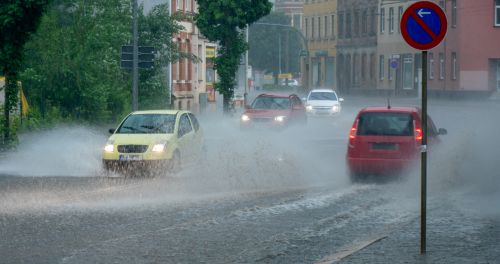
[171,0,217,112]
[303,0,338,90]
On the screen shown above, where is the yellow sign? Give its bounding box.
[264,74,273,80]
[206,47,215,58]
[18,81,29,116]
[278,73,293,79]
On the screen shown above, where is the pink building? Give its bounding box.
[428,0,500,96]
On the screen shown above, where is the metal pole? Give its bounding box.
[132,0,139,111]
[421,50,428,255]
[168,0,172,108]
[278,32,282,75]
[244,26,249,105]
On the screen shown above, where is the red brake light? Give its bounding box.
[349,119,359,145]
[414,120,422,142]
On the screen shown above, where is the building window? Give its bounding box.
[338,13,344,38]
[451,52,457,80]
[346,12,352,38]
[293,14,301,29]
[389,7,394,33]
[370,53,375,80]
[331,14,335,38]
[312,17,315,39]
[325,16,328,38]
[398,6,403,33]
[388,58,393,81]
[379,55,385,80]
[361,54,367,81]
[370,8,376,35]
[439,52,445,80]
[439,0,446,10]
[380,8,385,33]
[318,16,322,39]
[362,10,368,35]
[305,18,308,39]
[429,52,434,80]
[496,0,500,26]
[186,0,191,12]
[354,10,360,36]
[451,0,457,27]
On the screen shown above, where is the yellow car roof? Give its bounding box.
[130,110,185,115]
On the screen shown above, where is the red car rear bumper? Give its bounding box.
[347,157,417,175]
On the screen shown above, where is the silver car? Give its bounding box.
[304,89,344,116]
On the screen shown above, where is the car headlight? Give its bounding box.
[241,114,251,122]
[104,140,114,153]
[274,116,286,122]
[332,105,340,112]
[152,141,167,152]
[306,105,313,111]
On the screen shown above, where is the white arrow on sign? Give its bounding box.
[418,9,431,18]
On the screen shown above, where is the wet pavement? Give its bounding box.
[0,97,499,263]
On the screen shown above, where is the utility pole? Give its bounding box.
[244,26,249,105]
[132,0,139,111]
[168,0,173,108]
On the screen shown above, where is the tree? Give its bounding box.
[195,0,272,111]
[20,0,185,123]
[249,12,303,76]
[0,0,50,144]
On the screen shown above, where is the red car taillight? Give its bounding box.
[348,119,359,147]
[414,120,422,143]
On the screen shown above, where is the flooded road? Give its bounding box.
[0,97,499,263]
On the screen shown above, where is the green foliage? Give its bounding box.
[249,12,303,75]
[195,0,272,110]
[0,0,51,144]
[19,0,183,125]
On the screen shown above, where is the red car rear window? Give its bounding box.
[357,112,414,136]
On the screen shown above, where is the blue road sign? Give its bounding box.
[401,1,448,50]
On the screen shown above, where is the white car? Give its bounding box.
[305,89,344,116]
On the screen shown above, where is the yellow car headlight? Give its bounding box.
[104,140,114,152]
[152,141,167,152]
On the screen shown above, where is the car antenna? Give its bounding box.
[387,97,391,109]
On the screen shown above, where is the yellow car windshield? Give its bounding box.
[116,114,176,134]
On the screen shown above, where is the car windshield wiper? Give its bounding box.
[120,126,144,133]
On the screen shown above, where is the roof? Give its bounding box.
[130,110,182,115]
[309,89,337,93]
[360,106,419,113]
[256,93,297,98]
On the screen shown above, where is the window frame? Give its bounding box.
[389,7,395,34]
[451,52,457,80]
[380,8,385,34]
[496,0,500,27]
[429,52,435,80]
[379,55,385,81]
[439,53,445,80]
[451,0,457,28]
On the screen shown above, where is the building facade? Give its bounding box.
[336,0,378,95]
[302,0,500,97]
[303,0,338,90]
[171,0,217,112]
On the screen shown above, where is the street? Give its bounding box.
[1,97,499,263]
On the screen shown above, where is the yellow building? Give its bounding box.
[303,0,337,90]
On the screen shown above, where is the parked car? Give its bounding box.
[102,110,204,175]
[240,93,307,130]
[346,106,447,181]
[304,89,344,116]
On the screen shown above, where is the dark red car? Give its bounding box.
[240,93,307,130]
[346,106,447,181]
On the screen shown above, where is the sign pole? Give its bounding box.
[132,0,139,111]
[421,50,428,255]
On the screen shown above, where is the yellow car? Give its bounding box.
[102,110,204,174]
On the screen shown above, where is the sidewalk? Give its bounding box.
[338,203,500,264]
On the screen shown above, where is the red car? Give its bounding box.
[346,106,447,181]
[240,93,307,130]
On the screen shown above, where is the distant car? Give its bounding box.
[346,106,447,181]
[102,110,204,175]
[240,93,307,130]
[305,89,344,116]
[281,79,300,86]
